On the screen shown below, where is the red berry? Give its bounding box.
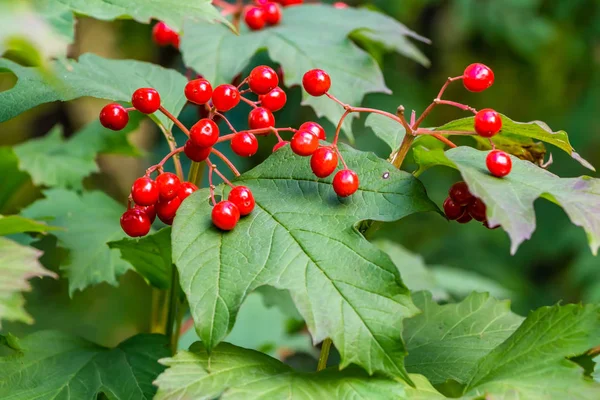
[245,6,266,30]
[184,140,212,162]
[448,182,473,206]
[468,198,487,222]
[231,132,259,157]
[135,204,156,223]
[120,209,151,237]
[156,172,181,200]
[299,121,326,140]
[259,87,287,111]
[156,196,182,225]
[131,177,159,206]
[262,2,282,25]
[273,141,289,152]
[228,186,255,216]
[333,1,348,8]
[248,107,275,129]
[178,182,198,201]
[457,212,473,224]
[185,79,213,105]
[172,34,180,49]
[132,88,161,114]
[302,69,331,97]
[212,201,240,231]
[474,109,502,138]
[290,130,320,156]
[463,63,495,92]
[152,22,178,47]
[333,169,359,197]
[276,0,303,5]
[310,147,338,178]
[212,84,240,112]
[486,150,512,178]
[443,197,464,220]
[99,103,129,131]
[248,65,279,95]
[190,118,220,148]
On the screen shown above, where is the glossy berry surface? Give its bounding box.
[156,172,181,200]
[212,201,240,231]
[134,204,156,223]
[468,198,487,222]
[231,132,259,157]
[132,88,161,114]
[190,118,220,148]
[120,209,151,237]
[333,169,359,197]
[443,197,464,220]
[184,140,212,162]
[156,196,182,225]
[290,130,320,156]
[99,103,129,131]
[263,2,282,25]
[486,150,512,178]
[310,147,338,178]
[474,109,502,138]
[152,22,178,47]
[457,212,473,224]
[228,186,255,216]
[299,121,326,140]
[302,69,331,97]
[248,66,279,95]
[248,107,275,129]
[463,63,495,92]
[131,177,159,206]
[245,7,266,30]
[178,182,198,201]
[259,87,287,111]
[273,141,289,152]
[212,84,240,112]
[448,182,473,206]
[185,79,213,105]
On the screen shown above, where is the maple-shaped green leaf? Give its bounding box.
[365,113,407,151]
[181,4,428,139]
[404,292,523,386]
[413,146,600,254]
[0,330,169,399]
[0,147,31,214]
[0,54,187,129]
[22,189,132,295]
[172,145,438,381]
[0,215,59,236]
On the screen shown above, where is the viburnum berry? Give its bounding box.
[131,176,159,206]
[262,2,282,25]
[228,186,255,216]
[185,79,213,105]
[134,204,156,223]
[290,130,320,156]
[156,196,182,225]
[456,212,473,224]
[120,209,151,237]
[333,1,349,8]
[474,109,502,138]
[443,197,464,220]
[245,6,266,30]
[248,107,275,129]
[248,66,279,95]
[184,140,212,162]
[190,118,220,148]
[212,201,240,231]
[231,132,259,157]
[178,182,198,201]
[486,150,512,177]
[273,141,289,152]
[468,198,487,222]
[99,103,129,131]
[259,87,287,112]
[212,84,240,112]
[448,181,473,206]
[156,172,181,200]
[132,88,161,114]
[310,147,338,178]
[299,121,326,140]
[333,169,359,197]
[152,21,179,47]
[303,69,331,97]
[276,0,303,5]
[463,63,495,92]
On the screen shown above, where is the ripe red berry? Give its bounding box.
[333,1,348,8]
[277,0,303,5]
[468,198,487,222]
[132,88,161,114]
[228,186,255,216]
[178,182,198,201]
[99,103,129,131]
[231,132,259,157]
[248,66,279,95]
[152,22,178,47]
[184,140,212,162]
[120,209,151,237]
[448,182,473,206]
[333,169,359,197]
[262,2,282,25]
[302,69,331,97]
[248,107,275,129]
[134,204,156,223]
[259,87,287,112]
[156,196,182,225]
[457,212,473,224]
[310,147,338,178]
[245,6,266,30]
[185,79,213,105]
[156,172,181,200]
[190,118,220,148]
[131,177,159,206]
[463,63,495,92]
[290,130,320,156]
[443,197,464,220]
[212,201,240,231]
[212,84,240,112]
[299,121,326,140]
[474,109,502,138]
[273,141,289,152]
[486,150,512,178]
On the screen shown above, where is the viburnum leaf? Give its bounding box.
[0,147,30,214]
[0,54,187,129]
[404,291,523,385]
[0,330,169,399]
[413,146,600,254]
[172,145,438,381]
[365,113,407,151]
[181,4,428,139]
[22,189,132,295]
[0,215,59,236]
[594,356,600,383]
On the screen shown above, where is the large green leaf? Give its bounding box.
[172,145,438,381]
[22,189,132,295]
[0,147,31,214]
[0,330,168,399]
[365,113,406,151]
[0,215,59,236]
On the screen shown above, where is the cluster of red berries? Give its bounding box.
[443,182,495,228]
[244,1,282,30]
[151,21,180,49]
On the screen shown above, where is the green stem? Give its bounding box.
[317,338,333,371]
[188,161,205,186]
[166,265,180,354]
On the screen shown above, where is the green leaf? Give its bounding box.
[0,147,31,213]
[0,215,59,236]
[68,114,143,157]
[0,53,187,129]
[594,355,600,383]
[0,237,56,328]
[109,228,172,290]
[404,291,523,386]
[430,266,512,300]
[365,113,406,151]
[22,189,132,295]
[0,333,22,352]
[0,330,169,400]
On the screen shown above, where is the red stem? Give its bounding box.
[211,148,241,176]
[217,127,296,143]
[215,112,238,133]
[240,96,258,108]
[159,106,190,137]
[146,146,185,175]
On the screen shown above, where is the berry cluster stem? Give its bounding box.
[157,123,185,181]
[317,338,333,371]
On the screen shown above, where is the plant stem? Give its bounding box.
[390,132,416,169]
[157,123,185,181]
[317,338,333,371]
[166,265,180,354]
